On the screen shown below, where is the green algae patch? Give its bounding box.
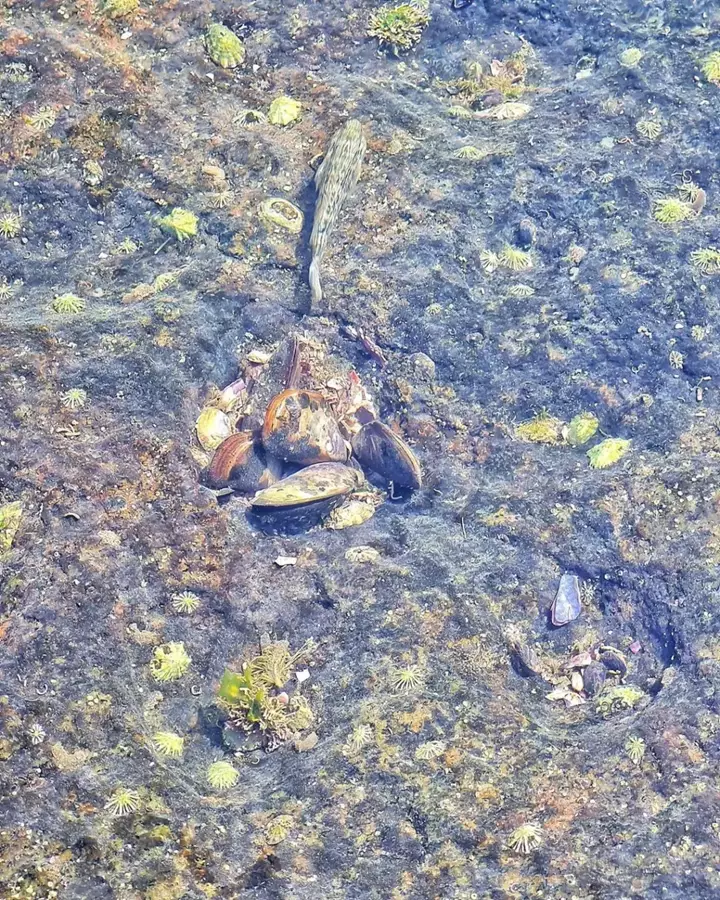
[0,501,22,553]
[587,438,631,469]
[158,208,198,242]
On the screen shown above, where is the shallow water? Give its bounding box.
[2,1,720,898]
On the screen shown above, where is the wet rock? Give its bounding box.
[583,662,607,697]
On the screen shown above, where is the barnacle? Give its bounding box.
[106,787,141,816]
[258,198,304,234]
[171,591,200,614]
[625,735,646,765]
[25,106,56,131]
[507,283,535,298]
[83,160,103,186]
[158,208,198,241]
[268,96,301,126]
[515,411,564,445]
[0,280,13,301]
[415,740,446,760]
[150,642,191,682]
[152,731,184,758]
[669,350,684,370]
[499,244,532,271]
[476,101,530,121]
[691,248,720,274]
[701,51,720,85]
[0,213,22,238]
[51,293,86,314]
[564,412,599,447]
[390,665,424,693]
[100,0,139,18]
[653,196,693,224]
[205,23,245,69]
[452,145,490,161]
[368,3,430,52]
[587,438,630,469]
[61,388,88,410]
[447,105,472,118]
[619,47,643,68]
[208,190,234,210]
[206,760,239,790]
[507,822,543,854]
[635,118,662,139]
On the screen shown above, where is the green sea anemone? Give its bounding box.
[701,51,720,85]
[152,731,184,758]
[205,23,245,69]
[499,244,533,271]
[653,196,693,224]
[625,735,646,765]
[507,823,543,854]
[368,2,430,52]
[690,247,720,274]
[106,787,141,816]
[150,642,191,682]
[158,208,198,241]
[0,213,22,238]
[206,760,239,790]
[171,591,200,614]
[61,388,88,410]
[390,665,424,692]
[51,293,86,314]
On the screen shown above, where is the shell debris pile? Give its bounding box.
[195,337,422,533]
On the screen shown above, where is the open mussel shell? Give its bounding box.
[262,389,348,465]
[249,462,362,534]
[351,421,422,490]
[204,431,281,492]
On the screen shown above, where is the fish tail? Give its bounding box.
[309,257,322,307]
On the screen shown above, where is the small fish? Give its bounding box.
[309,119,366,307]
[551,572,581,626]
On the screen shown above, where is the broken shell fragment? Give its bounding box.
[570,671,584,693]
[205,431,281,492]
[550,573,581,626]
[564,412,599,447]
[196,407,233,451]
[250,463,363,534]
[325,497,377,530]
[351,421,422,490]
[262,389,348,465]
[268,96,301,126]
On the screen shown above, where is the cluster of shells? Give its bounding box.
[194,337,421,534]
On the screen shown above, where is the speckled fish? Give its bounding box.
[309,119,366,307]
[551,573,581,626]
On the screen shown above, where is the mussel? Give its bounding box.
[250,462,362,534]
[262,389,348,465]
[204,431,281,492]
[351,421,422,490]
